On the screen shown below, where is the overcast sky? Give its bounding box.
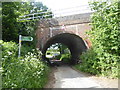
[35,0,90,10]
[35,0,92,17]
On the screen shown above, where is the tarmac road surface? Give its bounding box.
[53,65,101,88]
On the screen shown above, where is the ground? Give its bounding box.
[44,64,118,88]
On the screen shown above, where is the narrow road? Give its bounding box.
[45,64,118,88]
[53,65,101,88]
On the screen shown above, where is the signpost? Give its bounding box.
[18,35,33,57]
[21,36,33,41]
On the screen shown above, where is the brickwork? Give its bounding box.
[36,13,92,49]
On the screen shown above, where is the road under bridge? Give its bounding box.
[36,12,92,65]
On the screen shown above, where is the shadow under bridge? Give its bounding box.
[42,33,88,65]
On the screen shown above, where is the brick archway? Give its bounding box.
[42,33,88,65]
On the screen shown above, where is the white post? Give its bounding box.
[50,27,52,37]
[18,35,22,57]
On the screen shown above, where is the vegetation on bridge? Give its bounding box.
[75,1,119,78]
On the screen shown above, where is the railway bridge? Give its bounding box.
[36,12,92,64]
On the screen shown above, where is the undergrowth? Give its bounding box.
[75,1,119,78]
[1,40,50,88]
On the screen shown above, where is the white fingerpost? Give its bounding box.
[18,35,33,57]
[18,35,22,57]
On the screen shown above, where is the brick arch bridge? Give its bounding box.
[36,12,92,50]
[36,13,92,64]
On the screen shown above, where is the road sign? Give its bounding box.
[18,35,33,57]
[21,36,33,41]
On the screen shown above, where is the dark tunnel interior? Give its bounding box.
[42,33,88,65]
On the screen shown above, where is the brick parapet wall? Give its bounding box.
[36,13,92,49]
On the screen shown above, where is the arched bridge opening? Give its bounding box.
[42,33,88,65]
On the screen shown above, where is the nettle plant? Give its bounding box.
[77,1,119,78]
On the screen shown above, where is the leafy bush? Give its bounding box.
[2,2,52,43]
[20,44,34,57]
[60,54,71,61]
[75,1,119,78]
[1,40,50,88]
[1,40,18,69]
[1,40,18,57]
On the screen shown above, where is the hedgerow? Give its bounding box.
[75,1,119,78]
[1,40,50,88]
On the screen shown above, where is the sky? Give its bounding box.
[35,0,92,17]
[35,0,90,10]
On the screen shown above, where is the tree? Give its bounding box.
[2,2,52,43]
[2,2,21,42]
[77,1,119,78]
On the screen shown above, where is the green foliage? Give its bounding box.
[46,43,71,62]
[1,40,50,88]
[60,54,71,60]
[75,1,119,78]
[75,48,119,78]
[20,44,34,56]
[1,40,18,71]
[2,2,21,42]
[2,2,52,46]
[89,1,120,55]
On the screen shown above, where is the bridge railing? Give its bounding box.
[18,5,94,21]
